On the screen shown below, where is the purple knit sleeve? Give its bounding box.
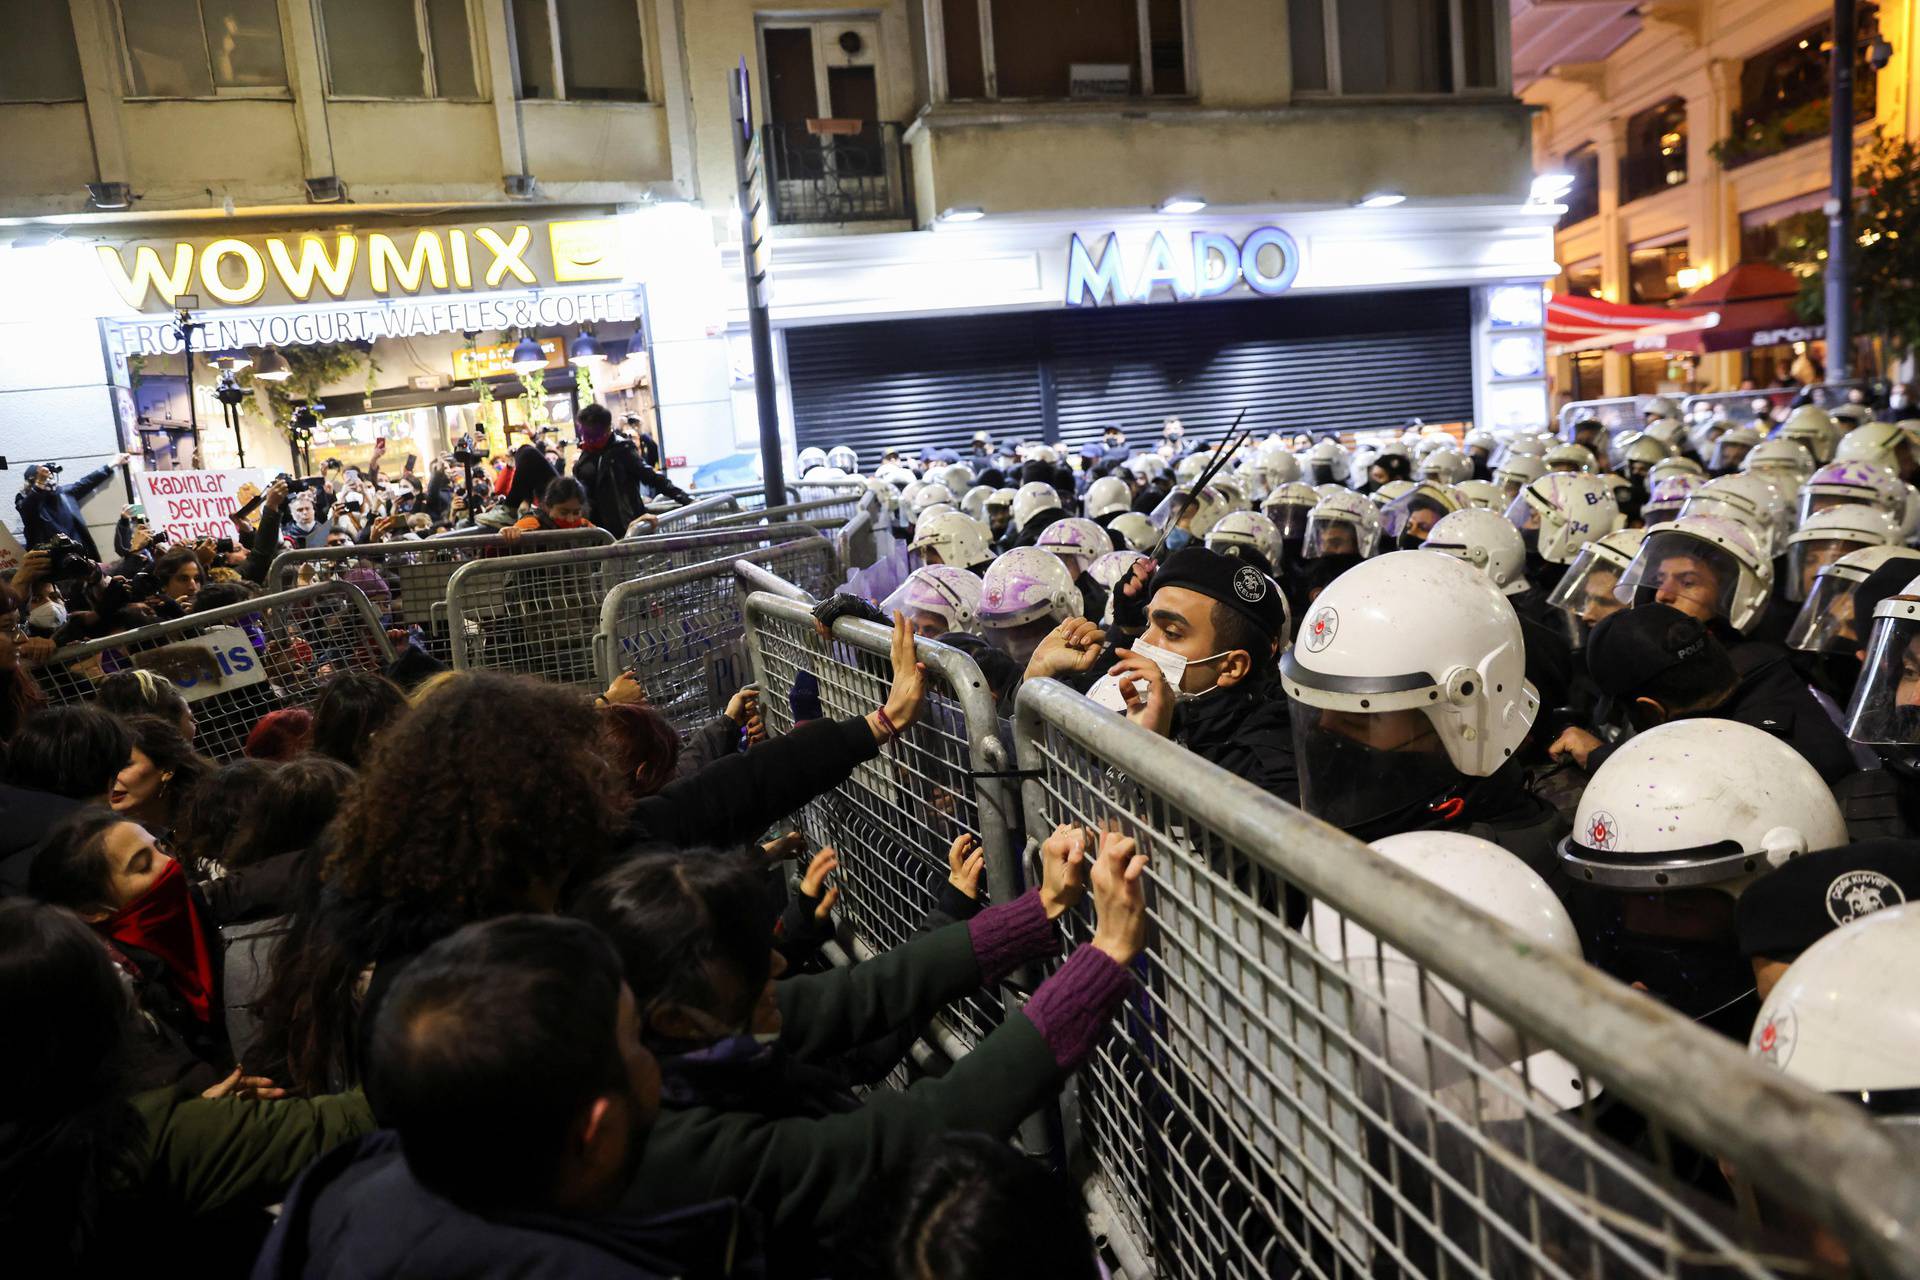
[1021,945,1134,1071]
[964,889,1060,986]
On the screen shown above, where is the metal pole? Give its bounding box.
[730,59,787,515]
[1825,0,1855,379]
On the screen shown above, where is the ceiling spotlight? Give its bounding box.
[510,334,548,373]
[938,206,985,222]
[252,347,292,382]
[568,330,605,364]
[1357,191,1406,209]
[1159,196,1208,214]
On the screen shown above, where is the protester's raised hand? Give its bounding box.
[1089,827,1150,965]
[869,610,927,740]
[1024,617,1106,682]
[800,847,840,920]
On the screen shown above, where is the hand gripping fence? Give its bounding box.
[742,592,1025,1055]
[33,581,395,762]
[590,540,839,732]
[1010,677,1920,1280]
[264,527,612,661]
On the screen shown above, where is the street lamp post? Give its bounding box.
[1825,0,1856,380]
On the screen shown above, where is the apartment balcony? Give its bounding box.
[764,121,911,227]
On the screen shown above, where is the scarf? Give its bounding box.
[96,857,216,1024]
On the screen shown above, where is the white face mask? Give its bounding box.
[1087,638,1233,711]
[29,601,67,632]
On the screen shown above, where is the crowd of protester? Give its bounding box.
[2,382,1919,1275]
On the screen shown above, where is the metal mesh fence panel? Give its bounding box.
[1012,678,1920,1280]
[743,593,1022,1050]
[630,495,741,536]
[709,494,869,531]
[592,540,839,733]
[1556,396,1646,436]
[265,528,611,662]
[35,582,395,762]
[444,529,807,686]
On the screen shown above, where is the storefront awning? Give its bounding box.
[1631,263,1821,353]
[1547,292,1719,355]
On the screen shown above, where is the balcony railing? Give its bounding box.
[764,120,910,225]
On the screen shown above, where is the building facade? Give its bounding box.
[2,0,1558,548]
[1525,0,1920,402]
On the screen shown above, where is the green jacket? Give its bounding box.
[623,919,1057,1244]
[111,1086,376,1217]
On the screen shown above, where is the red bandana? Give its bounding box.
[97,857,217,1024]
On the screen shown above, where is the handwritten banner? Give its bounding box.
[135,468,267,542]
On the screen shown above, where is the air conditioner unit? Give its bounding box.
[1068,63,1132,98]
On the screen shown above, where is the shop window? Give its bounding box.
[117,0,286,97]
[1720,8,1878,169]
[1619,97,1686,204]
[937,0,1188,100]
[511,0,647,101]
[1558,144,1599,227]
[1561,258,1602,300]
[1567,350,1605,400]
[0,1,85,101]
[1290,0,1502,96]
[1627,241,1689,306]
[321,0,478,99]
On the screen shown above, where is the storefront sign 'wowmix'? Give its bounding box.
[95,217,631,312]
[135,468,267,542]
[1065,227,1300,306]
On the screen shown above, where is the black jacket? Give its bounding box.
[575,438,693,535]
[254,1131,757,1279]
[0,784,83,896]
[1169,680,1298,808]
[16,463,116,559]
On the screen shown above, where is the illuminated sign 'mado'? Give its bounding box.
[1065,227,1300,306]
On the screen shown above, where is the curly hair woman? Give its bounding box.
[248,672,629,1092]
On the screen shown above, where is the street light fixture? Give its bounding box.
[510,333,548,373]
[253,346,292,382]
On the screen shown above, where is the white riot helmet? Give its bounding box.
[960,484,994,521]
[1419,446,1473,486]
[1642,472,1704,525]
[1681,473,1788,558]
[1463,428,1498,458]
[1504,473,1620,565]
[877,464,917,490]
[1706,424,1762,474]
[827,445,859,473]
[1263,482,1321,542]
[910,482,955,522]
[938,463,975,496]
[1842,572,1920,749]
[1780,405,1839,464]
[1025,444,1060,466]
[1313,831,1594,1113]
[1788,546,1920,655]
[1560,719,1844,895]
[1088,548,1149,595]
[1035,516,1114,578]
[1084,475,1133,521]
[1302,490,1382,560]
[915,503,955,527]
[1174,453,1209,486]
[1261,446,1302,486]
[909,510,994,571]
[1544,527,1648,629]
[1544,442,1597,474]
[1834,422,1908,474]
[1212,477,1251,513]
[1641,395,1681,422]
[1798,460,1910,528]
[1614,515,1775,634]
[1493,452,1546,502]
[1205,510,1286,577]
[1106,511,1156,553]
[1784,506,1901,603]
[1011,481,1063,530]
[1750,903,1920,1114]
[986,486,1016,512]
[880,566,984,639]
[1617,432,1672,474]
[977,546,1082,664]
[1369,479,1416,508]
[803,465,847,482]
[1149,485,1230,540]
[1421,508,1528,597]
[1452,479,1504,511]
[1378,482,1462,551]
[1305,439,1349,486]
[1282,553,1538,830]
[795,446,829,473]
[1741,436,1816,486]
[1648,455,1706,485]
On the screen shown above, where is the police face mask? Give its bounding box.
[1162,526,1195,553]
[1088,639,1232,711]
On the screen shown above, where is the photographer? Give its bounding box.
[15,455,128,561]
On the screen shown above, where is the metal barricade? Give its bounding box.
[1556,396,1646,437]
[1685,381,1870,427]
[444,528,828,686]
[592,543,836,733]
[743,592,1022,1051]
[631,494,741,536]
[34,582,395,762]
[1011,678,1920,1280]
[710,493,871,530]
[264,528,612,661]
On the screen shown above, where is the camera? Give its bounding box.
[451,434,489,469]
[39,534,96,582]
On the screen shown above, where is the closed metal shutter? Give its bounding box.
[785,287,1473,464]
